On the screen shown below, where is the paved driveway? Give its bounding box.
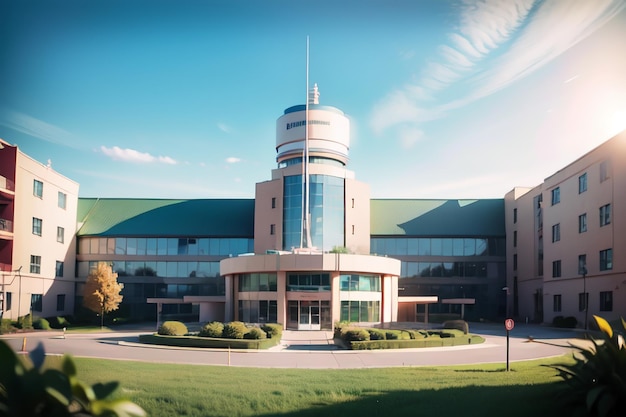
[0,323,583,369]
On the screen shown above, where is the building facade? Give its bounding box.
[0,139,79,320]
[505,131,626,325]
[2,95,623,330]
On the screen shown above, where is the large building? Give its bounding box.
[0,139,79,321]
[505,131,626,326]
[0,90,623,329]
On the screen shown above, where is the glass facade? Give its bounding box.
[371,237,504,256]
[77,260,221,278]
[78,237,253,256]
[287,272,331,292]
[238,273,277,292]
[339,274,381,291]
[283,174,345,251]
[340,300,380,322]
[238,300,277,323]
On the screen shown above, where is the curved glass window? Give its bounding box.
[287,273,330,292]
[339,274,381,292]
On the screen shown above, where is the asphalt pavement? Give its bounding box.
[0,322,585,369]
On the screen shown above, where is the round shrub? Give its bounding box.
[342,328,370,342]
[244,327,267,340]
[199,321,224,338]
[47,316,71,329]
[33,318,50,330]
[222,321,248,339]
[368,329,386,340]
[158,321,188,336]
[261,323,283,339]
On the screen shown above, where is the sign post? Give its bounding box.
[505,318,514,372]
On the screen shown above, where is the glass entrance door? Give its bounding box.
[299,300,321,330]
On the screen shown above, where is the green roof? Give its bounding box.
[77,198,254,237]
[370,199,505,236]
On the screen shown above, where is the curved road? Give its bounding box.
[0,323,584,369]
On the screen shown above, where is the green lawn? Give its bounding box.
[61,356,574,417]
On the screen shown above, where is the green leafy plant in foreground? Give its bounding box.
[0,339,145,417]
[549,315,626,417]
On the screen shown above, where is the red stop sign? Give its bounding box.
[505,318,515,331]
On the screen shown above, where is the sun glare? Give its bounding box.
[611,109,626,135]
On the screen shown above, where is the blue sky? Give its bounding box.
[2,0,626,199]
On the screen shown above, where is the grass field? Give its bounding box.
[61,356,574,417]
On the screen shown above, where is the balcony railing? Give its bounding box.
[0,176,15,192]
[0,218,12,233]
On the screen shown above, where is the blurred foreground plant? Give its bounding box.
[0,339,145,417]
[549,315,626,417]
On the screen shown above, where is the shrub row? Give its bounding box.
[157,320,283,341]
[0,315,72,334]
[139,333,279,350]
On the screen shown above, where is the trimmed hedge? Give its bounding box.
[158,321,188,336]
[261,323,283,339]
[244,328,267,340]
[199,321,224,338]
[139,334,279,349]
[33,317,51,330]
[351,335,485,350]
[222,321,247,339]
[443,320,469,334]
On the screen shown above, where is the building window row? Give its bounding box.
[238,273,278,292]
[340,300,380,322]
[401,261,500,278]
[339,274,381,292]
[371,237,505,257]
[551,249,612,279]
[287,273,331,292]
[77,260,221,278]
[551,291,612,314]
[32,217,42,236]
[552,204,611,239]
[78,237,253,256]
[238,300,278,324]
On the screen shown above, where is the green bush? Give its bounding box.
[443,319,469,334]
[199,321,224,338]
[32,317,50,330]
[385,330,410,340]
[157,321,188,336]
[139,334,279,349]
[46,316,71,329]
[549,315,626,417]
[244,327,267,340]
[16,314,33,329]
[0,318,15,334]
[342,328,370,342]
[222,321,248,339]
[368,329,386,340]
[334,321,350,338]
[261,323,283,339]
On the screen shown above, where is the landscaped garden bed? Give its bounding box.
[334,320,485,350]
[138,320,282,350]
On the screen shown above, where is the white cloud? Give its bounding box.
[226,157,241,164]
[370,0,624,143]
[100,146,178,164]
[218,123,231,133]
[0,108,80,148]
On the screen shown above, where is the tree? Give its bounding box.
[83,263,123,328]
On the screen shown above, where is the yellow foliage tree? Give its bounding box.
[83,263,123,328]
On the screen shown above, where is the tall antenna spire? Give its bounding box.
[302,36,313,249]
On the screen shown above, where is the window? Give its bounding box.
[553,294,562,312]
[271,197,276,209]
[578,292,588,312]
[599,204,611,227]
[600,160,610,182]
[599,291,613,312]
[57,226,65,243]
[55,261,64,277]
[513,231,517,247]
[513,254,517,271]
[600,248,613,271]
[578,254,587,275]
[58,191,67,209]
[579,213,587,233]
[551,187,560,205]
[56,294,66,312]
[578,173,587,193]
[552,260,561,278]
[270,224,276,235]
[33,179,43,198]
[32,217,42,236]
[31,294,43,312]
[30,255,41,274]
[5,292,11,311]
[513,208,517,224]
[552,223,560,242]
